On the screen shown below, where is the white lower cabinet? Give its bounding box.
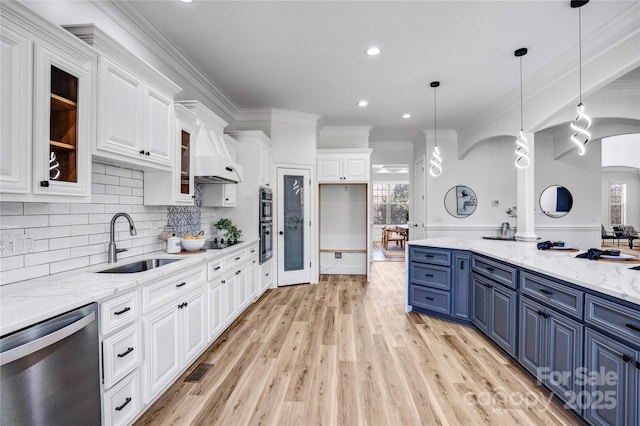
[102,324,142,389]
[143,285,206,403]
[221,272,237,325]
[208,279,224,341]
[103,369,140,426]
[260,259,273,294]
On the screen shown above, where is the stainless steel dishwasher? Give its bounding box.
[0,303,101,425]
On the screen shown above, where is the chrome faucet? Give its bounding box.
[108,213,137,263]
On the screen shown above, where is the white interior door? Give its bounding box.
[411,155,426,240]
[277,167,311,286]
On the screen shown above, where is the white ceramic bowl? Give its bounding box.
[180,238,206,252]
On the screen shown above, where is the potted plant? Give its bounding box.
[214,218,242,244]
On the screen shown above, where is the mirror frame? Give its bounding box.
[539,184,573,218]
[444,185,478,218]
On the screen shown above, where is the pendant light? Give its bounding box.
[429,81,442,177]
[570,0,592,156]
[514,48,530,169]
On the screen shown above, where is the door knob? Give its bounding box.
[279,231,284,235]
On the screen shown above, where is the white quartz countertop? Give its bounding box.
[409,238,640,307]
[0,239,258,337]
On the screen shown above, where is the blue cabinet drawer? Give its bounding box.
[471,255,517,289]
[409,263,451,291]
[409,285,451,316]
[409,247,451,266]
[520,271,584,320]
[585,294,640,348]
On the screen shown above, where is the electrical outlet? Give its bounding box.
[334,252,342,259]
[0,235,8,256]
[492,200,500,206]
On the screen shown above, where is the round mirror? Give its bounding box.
[539,185,573,218]
[444,185,477,218]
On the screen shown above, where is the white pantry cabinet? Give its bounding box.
[65,24,181,171]
[144,104,198,205]
[317,149,371,183]
[0,2,97,202]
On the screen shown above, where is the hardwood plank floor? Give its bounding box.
[136,262,581,426]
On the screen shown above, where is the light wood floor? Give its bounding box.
[136,262,580,426]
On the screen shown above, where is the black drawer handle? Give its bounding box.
[460,261,464,270]
[485,266,495,272]
[636,361,640,370]
[115,397,132,411]
[251,249,256,253]
[114,307,131,316]
[236,270,241,275]
[213,266,221,271]
[484,283,493,289]
[176,282,187,288]
[423,254,434,258]
[117,347,134,358]
[626,323,640,333]
[221,280,226,284]
[539,289,554,296]
[425,296,434,301]
[537,310,550,319]
[235,256,241,261]
[265,273,269,276]
[622,354,632,363]
[424,274,434,278]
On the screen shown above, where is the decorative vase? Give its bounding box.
[500,222,511,238]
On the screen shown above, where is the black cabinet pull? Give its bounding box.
[176,282,186,288]
[537,311,550,319]
[622,354,632,363]
[221,280,226,284]
[265,273,269,276]
[184,302,188,308]
[485,266,494,272]
[235,257,241,261]
[213,266,221,271]
[145,151,151,156]
[40,180,49,187]
[539,289,554,296]
[114,307,131,316]
[425,296,434,301]
[251,249,256,253]
[236,270,241,275]
[424,274,434,278]
[115,397,132,411]
[636,361,640,370]
[460,261,464,270]
[424,254,434,258]
[139,150,145,154]
[117,347,134,358]
[625,323,640,333]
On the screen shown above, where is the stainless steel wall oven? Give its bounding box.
[259,187,273,263]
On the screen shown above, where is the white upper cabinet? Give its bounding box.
[317,149,372,183]
[0,2,97,202]
[143,104,197,206]
[65,25,181,171]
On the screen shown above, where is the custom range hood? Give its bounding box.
[177,101,243,184]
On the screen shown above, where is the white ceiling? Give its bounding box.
[126,1,635,140]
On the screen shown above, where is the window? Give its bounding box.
[373,183,409,225]
[609,183,626,226]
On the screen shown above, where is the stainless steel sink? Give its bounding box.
[97,258,181,274]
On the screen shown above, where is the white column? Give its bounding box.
[515,132,538,241]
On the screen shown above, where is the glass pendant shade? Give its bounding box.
[429,143,442,177]
[515,130,530,169]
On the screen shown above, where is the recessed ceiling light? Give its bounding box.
[357,100,368,107]
[180,0,193,3]
[402,113,411,119]
[365,47,381,56]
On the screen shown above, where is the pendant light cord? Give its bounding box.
[578,7,583,104]
[519,56,524,130]
[433,87,437,147]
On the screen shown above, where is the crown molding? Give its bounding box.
[271,108,322,125]
[92,0,239,120]
[456,2,640,140]
[319,126,373,139]
[235,108,273,123]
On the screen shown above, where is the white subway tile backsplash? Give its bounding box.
[30,226,70,240]
[25,249,70,267]
[105,165,132,178]
[0,215,49,229]
[23,203,71,215]
[92,173,119,185]
[49,235,89,250]
[50,257,90,275]
[105,185,131,196]
[1,264,49,284]
[0,203,23,216]
[0,162,219,285]
[1,256,24,271]
[49,214,89,227]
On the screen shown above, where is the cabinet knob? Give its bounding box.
[636,361,640,370]
[145,151,151,156]
[139,150,145,155]
[279,231,284,235]
[192,195,196,199]
[221,280,226,284]
[40,181,49,187]
[622,354,632,363]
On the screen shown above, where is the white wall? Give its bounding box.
[602,134,640,169]
[319,184,367,275]
[534,133,601,249]
[601,171,640,229]
[318,126,372,149]
[426,135,517,239]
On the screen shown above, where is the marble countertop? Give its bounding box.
[0,239,258,337]
[409,238,640,307]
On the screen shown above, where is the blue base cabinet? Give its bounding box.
[453,253,471,321]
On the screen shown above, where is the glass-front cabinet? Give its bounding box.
[0,1,96,202]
